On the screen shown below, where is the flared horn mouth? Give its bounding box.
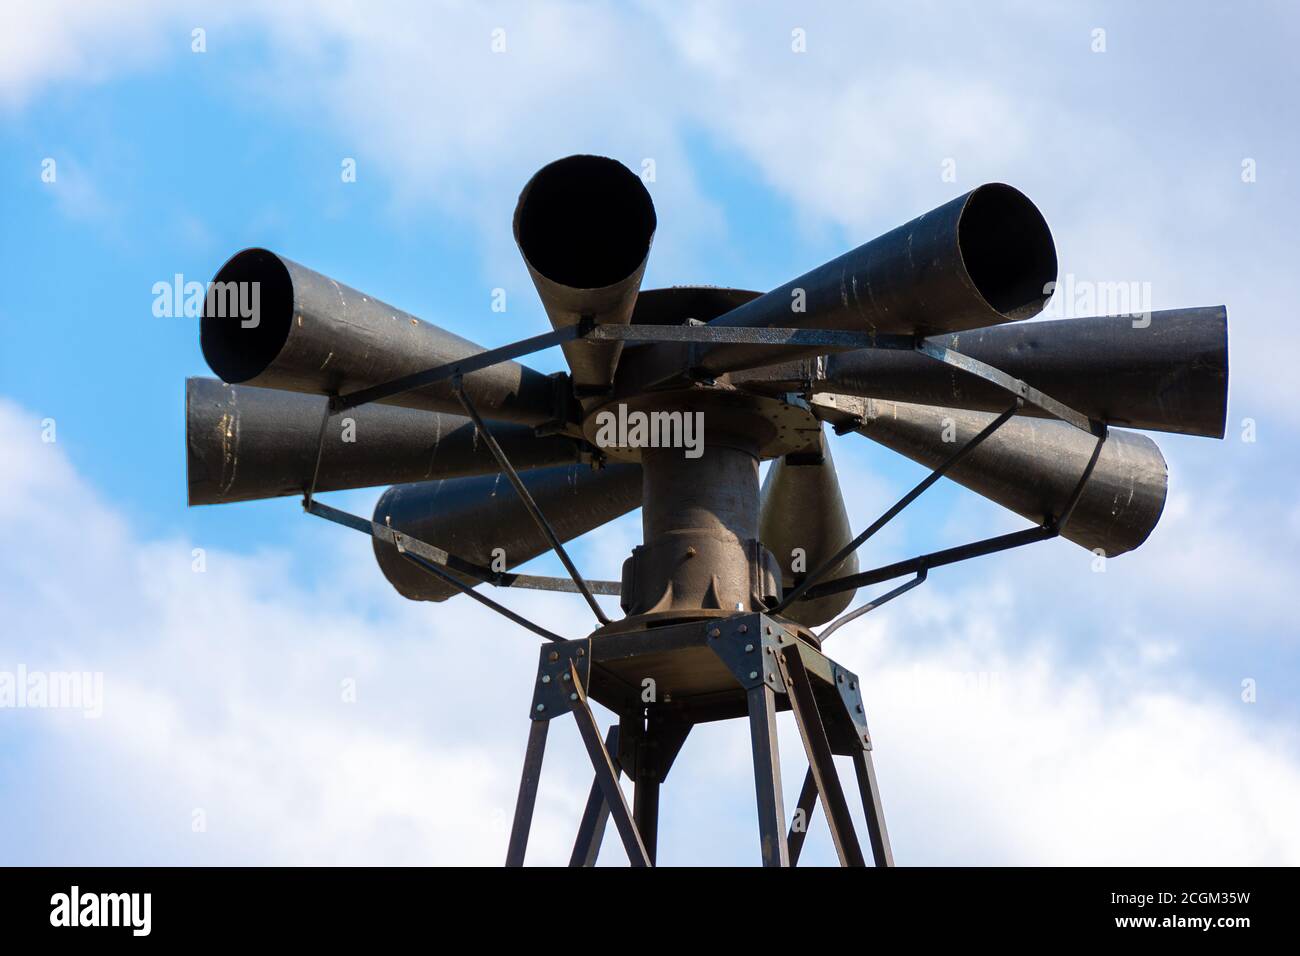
[514,155,657,393]
[514,154,656,291]
[954,183,1057,321]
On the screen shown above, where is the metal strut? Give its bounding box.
[451,376,611,626]
[507,658,650,867]
[798,423,1109,603]
[818,570,928,641]
[774,404,1019,615]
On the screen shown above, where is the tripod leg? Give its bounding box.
[851,745,895,867]
[746,682,790,867]
[568,663,651,867]
[787,767,819,866]
[505,718,550,867]
[780,648,866,867]
[569,725,621,867]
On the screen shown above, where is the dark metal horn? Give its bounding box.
[200,248,560,426]
[742,307,1228,439]
[186,377,585,505]
[514,155,656,395]
[848,398,1167,556]
[759,434,859,626]
[372,463,643,601]
[696,183,1057,375]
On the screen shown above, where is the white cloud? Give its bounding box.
[0,0,188,109]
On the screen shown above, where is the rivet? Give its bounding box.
[745,643,754,652]
[562,673,570,682]
[849,681,856,690]
[837,673,845,683]
[856,704,863,713]
[541,675,551,684]
[749,671,758,680]
[548,651,559,662]
[739,624,748,634]
[570,693,578,701]
[536,704,545,712]
[576,648,585,657]
[709,628,721,638]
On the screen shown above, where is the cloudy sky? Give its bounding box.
[1,1,1297,865]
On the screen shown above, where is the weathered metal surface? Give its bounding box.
[738,307,1229,438]
[759,433,860,626]
[514,155,656,394]
[694,183,1057,374]
[200,247,561,426]
[186,377,584,505]
[372,462,642,602]
[847,398,1168,556]
[622,439,780,619]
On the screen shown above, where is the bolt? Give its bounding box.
[745,643,754,652]
[709,627,721,638]
[856,704,863,713]
[548,651,559,662]
[541,675,551,684]
[749,671,758,680]
[739,624,748,634]
[536,704,545,712]
[562,672,570,682]
[837,673,845,683]
[685,546,697,558]
[576,648,585,657]
[849,681,856,690]
[863,733,870,743]
[569,692,578,701]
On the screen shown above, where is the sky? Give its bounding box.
[1,0,1298,865]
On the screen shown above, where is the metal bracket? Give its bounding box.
[529,639,592,720]
[707,613,791,693]
[831,662,872,750]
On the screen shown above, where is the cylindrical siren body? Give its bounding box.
[199,249,559,426]
[852,399,1168,556]
[697,184,1057,375]
[514,155,656,394]
[373,462,642,601]
[186,378,584,505]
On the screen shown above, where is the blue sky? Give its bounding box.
[1,1,1298,865]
